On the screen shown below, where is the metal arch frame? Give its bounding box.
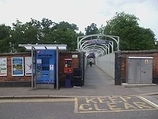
[77,34,119,57]
[81,43,108,53]
[84,47,108,58]
[82,43,109,56]
[83,44,108,55]
[77,34,119,51]
[80,39,113,52]
[84,46,106,55]
[85,48,105,57]
[80,40,113,56]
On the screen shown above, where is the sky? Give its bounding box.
[0,0,158,39]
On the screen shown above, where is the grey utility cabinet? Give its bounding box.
[127,57,153,84]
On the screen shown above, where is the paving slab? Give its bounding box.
[0,65,157,99]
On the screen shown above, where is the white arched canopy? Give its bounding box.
[77,34,119,57]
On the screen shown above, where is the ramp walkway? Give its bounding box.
[84,65,114,86]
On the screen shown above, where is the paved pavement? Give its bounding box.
[0,65,157,99]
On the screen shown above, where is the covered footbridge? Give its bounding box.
[77,34,120,85]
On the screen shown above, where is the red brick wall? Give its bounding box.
[0,52,80,85]
[0,52,31,82]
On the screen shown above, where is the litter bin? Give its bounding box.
[73,76,83,86]
[73,68,83,86]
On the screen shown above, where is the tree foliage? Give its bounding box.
[104,12,156,50]
[0,13,156,53]
[0,24,11,52]
[0,24,12,52]
[0,19,81,53]
[46,21,78,50]
[85,23,99,35]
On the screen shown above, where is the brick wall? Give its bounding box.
[0,51,81,87]
[0,52,31,86]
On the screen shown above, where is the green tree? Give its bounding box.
[38,18,57,44]
[11,19,41,52]
[47,21,78,50]
[85,23,99,35]
[104,12,155,50]
[0,24,12,53]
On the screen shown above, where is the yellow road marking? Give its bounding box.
[0,98,75,103]
[74,98,79,113]
[75,108,158,114]
[138,96,158,108]
[74,96,158,113]
[1,95,158,114]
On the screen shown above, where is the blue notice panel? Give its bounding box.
[35,50,56,84]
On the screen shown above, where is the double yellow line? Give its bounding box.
[0,98,75,103]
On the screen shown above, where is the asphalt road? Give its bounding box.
[0,95,158,119]
[0,66,158,119]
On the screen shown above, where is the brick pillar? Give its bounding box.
[115,52,121,85]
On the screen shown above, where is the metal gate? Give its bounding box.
[127,57,153,84]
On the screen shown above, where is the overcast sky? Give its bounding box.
[0,0,158,38]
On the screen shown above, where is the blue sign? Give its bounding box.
[35,50,56,84]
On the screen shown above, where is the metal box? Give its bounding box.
[127,57,153,84]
